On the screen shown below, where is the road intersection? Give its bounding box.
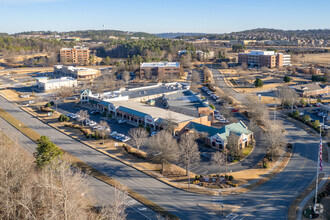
[0,70,321,219]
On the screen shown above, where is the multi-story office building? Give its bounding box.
[60,46,90,64]
[140,62,183,79]
[238,50,291,68]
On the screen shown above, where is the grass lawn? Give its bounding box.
[242,145,254,157]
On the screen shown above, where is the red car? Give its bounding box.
[232,109,239,113]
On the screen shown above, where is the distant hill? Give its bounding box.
[155,32,209,39]
[14,30,159,40]
[180,28,330,41]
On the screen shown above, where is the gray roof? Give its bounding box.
[290,83,326,92]
[113,100,196,123]
[165,90,209,112]
[116,106,149,118]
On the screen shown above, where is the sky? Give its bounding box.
[0,0,329,34]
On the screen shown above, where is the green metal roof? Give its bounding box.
[217,121,253,143]
[81,89,91,95]
[185,121,252,143]
[117,106,149,118]
[100,101,110,107]
[184,122,220,136]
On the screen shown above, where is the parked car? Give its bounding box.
[232,109,239,113]
[117,119,126,124]
[110,131,117,136]
[150,131,158,137]
[314,103,320,107]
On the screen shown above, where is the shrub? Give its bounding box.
[195,175,199,180]
[102,112,107,117]
[254,78,263,88]
[300,99,306,106]
[292,110,300,118]
[58,114,69,122]
[228,175,234,181]
[302,114,311,123]
[263,162,268,168]
[225,175,228,179]
[283,76,291,83]
[49,101,55,106]
[209,104,215,109]
[45,102,51,108]
[312,120,320,129]
[146,126,151,133]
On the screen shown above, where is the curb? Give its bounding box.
[20,106,220,196]
[0,106,179,220]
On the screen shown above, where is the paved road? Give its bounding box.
[0,94,320,219]
[0,117,157,220]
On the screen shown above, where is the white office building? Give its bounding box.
[36,77,77,92]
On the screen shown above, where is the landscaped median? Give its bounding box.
[0,107,179,220]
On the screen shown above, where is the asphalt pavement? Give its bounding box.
[0,79,321,219]
[0,117,157,220]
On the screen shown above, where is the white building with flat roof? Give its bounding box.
[36,77,77,92]
[54,65,101,80]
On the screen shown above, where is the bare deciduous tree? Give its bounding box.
[179,133,200,188]
[99,185,128,220]
[0,132,95,220]
[264,121,287,161]
[56,87,75,101]
[77,110,89,126]
[99,120,110,144]
[226,133,242,161]
[246,94,270,125]
[212,151,225,176]
[128,127,148,150]
[261,66,269,73]
[147,130,179,174]
[122,71,130,84]
[275,86,299,108]
[220,61,228,69]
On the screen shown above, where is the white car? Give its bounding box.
[122,137,131,142]
[110,131,117,136]
[117,119,126,124]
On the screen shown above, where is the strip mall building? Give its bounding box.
[80,83,211,134]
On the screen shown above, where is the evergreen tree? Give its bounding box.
[34,136,62,167]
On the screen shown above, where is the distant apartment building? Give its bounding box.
[238,50,291,68]
[196,50,215,60]
[54,65,101,80]
[178,50,215,60]
[140,62,183,79]
[60,46,90,64]
[36,77,77,92]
